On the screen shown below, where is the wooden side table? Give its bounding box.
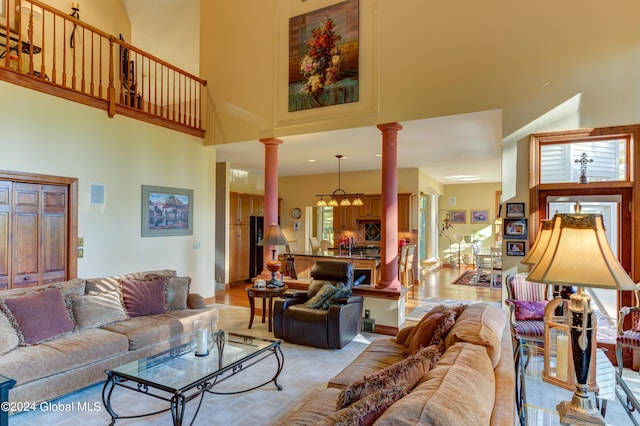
[245,285,288,332]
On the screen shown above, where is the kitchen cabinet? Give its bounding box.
[228,192,279,284]
[292,255,379,285]
[333,204,357,231]
[398,193,413,231]
[231,192,265,226]
[357,195,381,219]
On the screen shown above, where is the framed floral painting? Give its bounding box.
[142,185,193,237]
[288,0,359,112]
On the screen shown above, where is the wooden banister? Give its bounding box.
[0,0,206,137]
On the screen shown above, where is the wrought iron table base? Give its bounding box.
[102,343,284,426]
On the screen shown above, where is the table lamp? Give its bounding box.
[527,213,636,425]
[258,223,288,287]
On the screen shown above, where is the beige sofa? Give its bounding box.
[283,302,515,425]
[0,270,219,412]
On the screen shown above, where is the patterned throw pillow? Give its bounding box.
[327,382,409,426]
[509,299,547,320]
[304,283,336,309]
[321,282,352,309]
[337,345,442,410]
[1,288,75,345]
[166,277,191,310]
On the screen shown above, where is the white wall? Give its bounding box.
[0,81,217,297]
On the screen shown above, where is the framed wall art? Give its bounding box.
[504,218,528,240]
[506,202,525,218]
[288,0,359,112]
[449,210,467,224]
[506,241,526,256]
[142,185,193,237]
[471,209,489,224]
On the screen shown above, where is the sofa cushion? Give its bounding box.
[324,382,409,426]
[328,336,407,389]
[2,288,75,345]
[71,294,129,330]
[444,302,506,368]
[0,310,19,355]
[0,328,129,385]
[407,308,456,355]
[101,309,218,350]
[281,387,344,425]
[337,344,441,409]
[120,278,166,317]
[166,277,191,310]
[375,342,496,425]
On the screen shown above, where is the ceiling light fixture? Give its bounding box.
[316,154,364,207]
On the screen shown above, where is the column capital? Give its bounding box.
[259,138,283,147]
[376,122,403,133]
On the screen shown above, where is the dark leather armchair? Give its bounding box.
[273,260,364,349]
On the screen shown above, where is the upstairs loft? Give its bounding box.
[0,0,206,138]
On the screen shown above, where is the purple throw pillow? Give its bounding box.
[120,278,166,317]
[3,288,75,345]
[511,300,547,320]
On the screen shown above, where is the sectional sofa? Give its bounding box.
[282,302,515,425]
[0,270,218,411]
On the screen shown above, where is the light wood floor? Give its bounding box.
[214,266,502,317]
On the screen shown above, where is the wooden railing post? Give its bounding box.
[107,36,115,118]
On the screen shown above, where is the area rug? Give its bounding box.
[452,270,502,288]
[9,304,374,426]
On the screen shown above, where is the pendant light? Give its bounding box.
[315,155,364,207]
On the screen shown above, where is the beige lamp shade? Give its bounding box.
[527,214,636,290]
[521,219,554,265]
[258,223,288,246]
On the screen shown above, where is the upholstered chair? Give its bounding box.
[273,260,364,349]
[504,273,550,425]
[616,286,640,378]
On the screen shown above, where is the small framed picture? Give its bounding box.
[506,202,525,218]
[504,218,528,240]
[449,210,467,224]
[471,209,489,224]
[506,241,526,256]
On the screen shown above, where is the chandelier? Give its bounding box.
[315,155,364,207]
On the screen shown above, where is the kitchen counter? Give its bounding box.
[287,250,380,260]
[286,252,380,284]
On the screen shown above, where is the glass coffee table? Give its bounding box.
[102,331,283,426]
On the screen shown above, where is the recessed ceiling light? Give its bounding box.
[375,154,382,157]
[308,159,316,163]
[444,175,480,182]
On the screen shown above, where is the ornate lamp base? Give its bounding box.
[557,385,605,425]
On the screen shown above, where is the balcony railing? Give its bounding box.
[0,0,206,137]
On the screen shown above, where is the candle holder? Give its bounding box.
[190,320,214,357]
